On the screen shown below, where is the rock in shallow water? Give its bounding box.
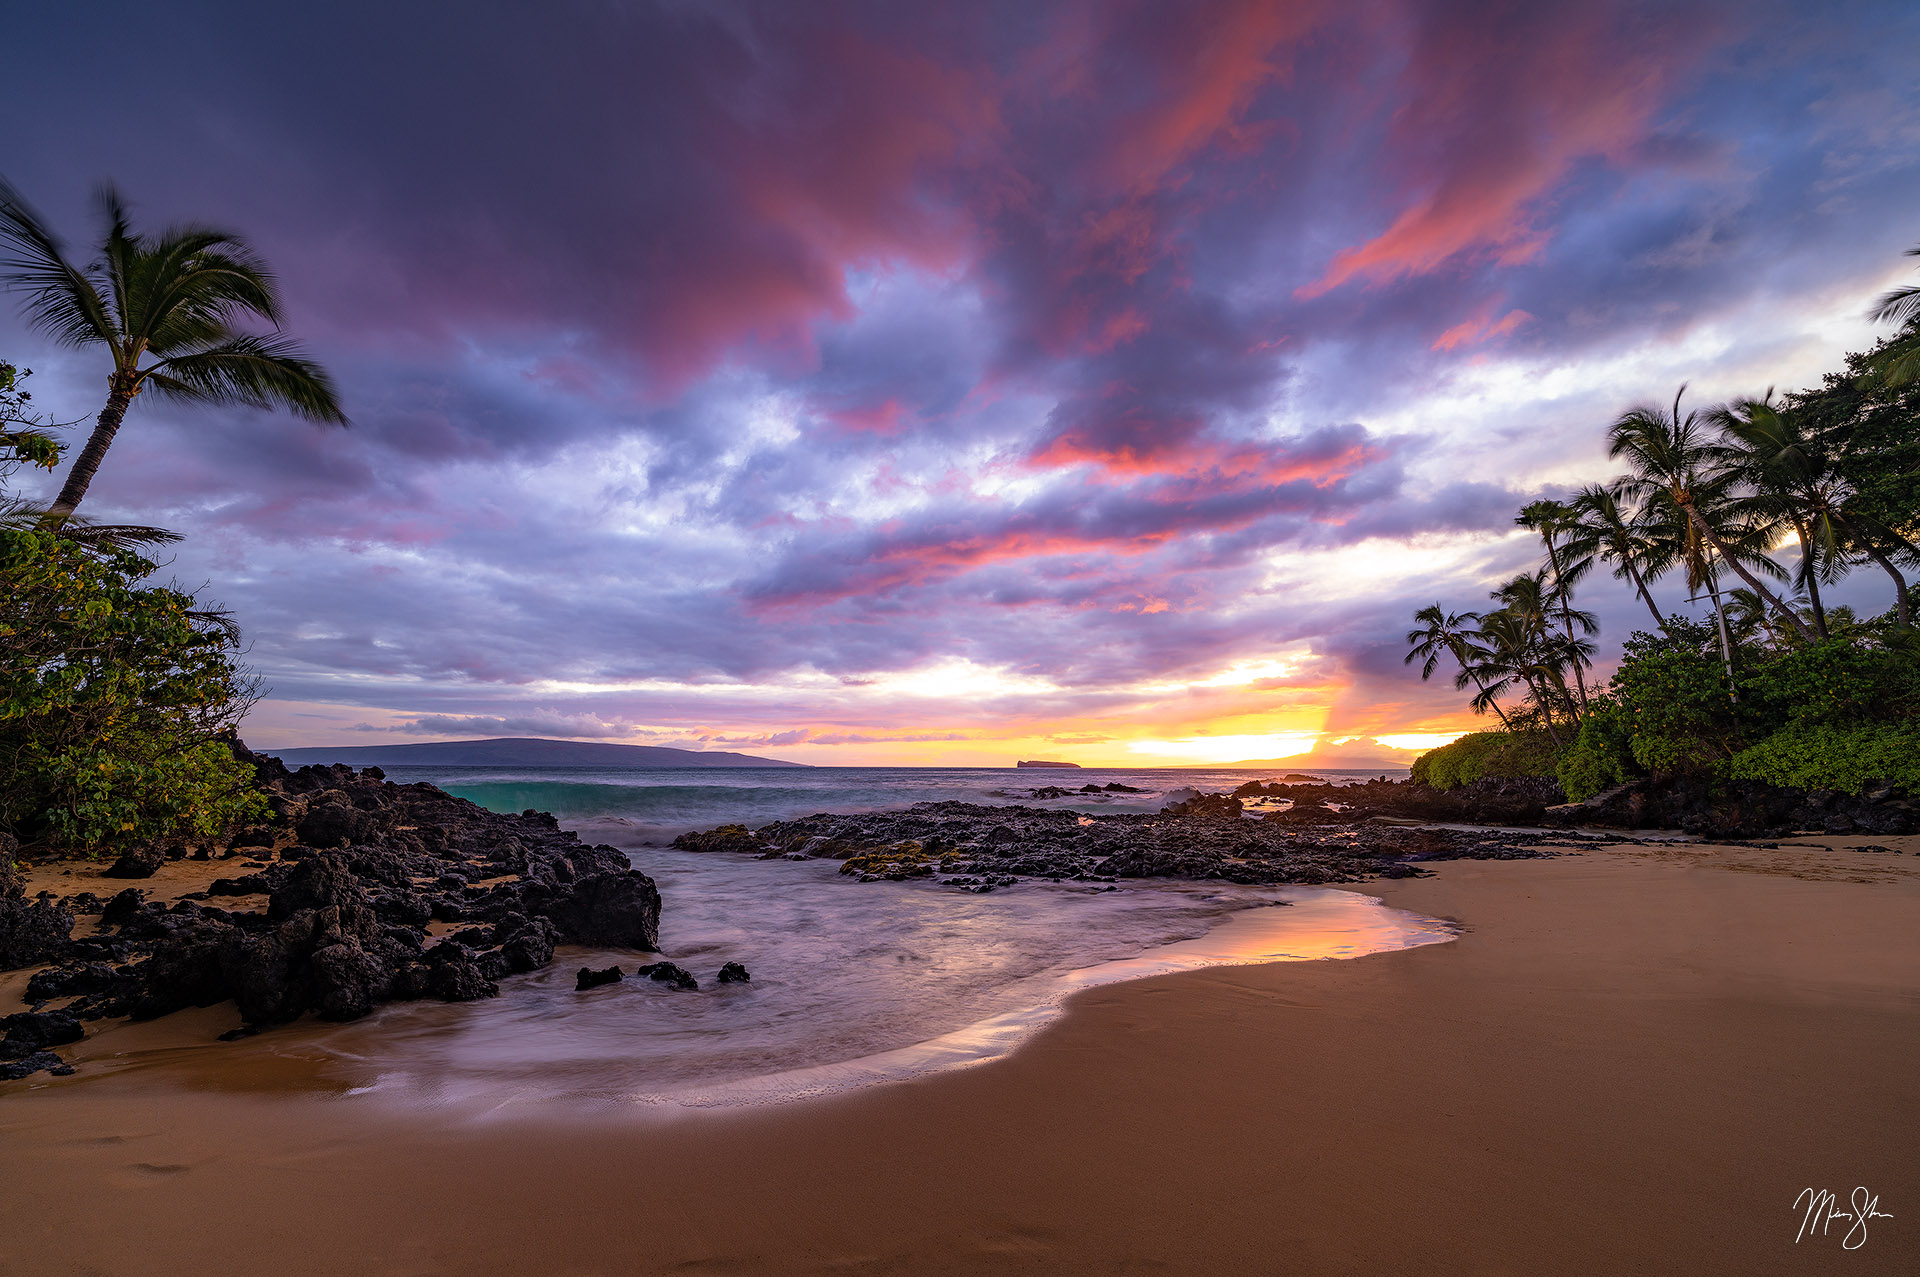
[576,965,624,991]
[717,961,751,983]
[636,961,698,990]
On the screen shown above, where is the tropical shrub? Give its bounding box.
[1556,696,1636,801]
[1607,622,1744,773]
[0,528,265,848]
[1411,730,1558,791]
[1727,722,1920,794]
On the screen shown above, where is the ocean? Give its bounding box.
[381,762,1412,847]
[281,763,1441,1108]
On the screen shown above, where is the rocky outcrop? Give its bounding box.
[1541,776,1920,838]
[1,834,75,971]
[2,742,667,1077]
[675,797,1561,889]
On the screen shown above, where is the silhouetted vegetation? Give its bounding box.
[1410,243,1920,800]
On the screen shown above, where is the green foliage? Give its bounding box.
[1,361,60,475]
[0,528,265,848]
[1784,329,1920,541]
[1411,731,1558,791]
[1727,723,1920,794]
[1556,696,1635,801]
[1741,636,1920,729]
[1608,624,1741,773]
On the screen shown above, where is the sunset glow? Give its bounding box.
[2,2,1914,766]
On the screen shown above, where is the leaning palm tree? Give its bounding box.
[1565,482,1670,627]
[1405,604,1513,728]
[0,177,347,521]
[0,358,179,551]
[1608,386,1814,644]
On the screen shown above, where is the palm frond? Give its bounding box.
[146,333,349,424]
[0,173,119,348]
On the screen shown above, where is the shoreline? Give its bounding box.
[3,836,1915,1274]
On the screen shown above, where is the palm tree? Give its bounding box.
[1711,397,1834,638]
[1565,482,1670,627]
[1869,242,1920,387]
[0,177,347,521]
[1490,571,1592,728]
[1517,498,1595,714]
[1,358,178,551]
[1724,586,1808,650]
[1608,386,1814,644]
[1713,395,1914,629]
[1466,607,1567,746]
[1405,604,1513,728]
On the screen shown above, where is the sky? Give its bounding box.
[3,0,1919,767]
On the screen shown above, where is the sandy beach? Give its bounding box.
[4,837,1915,1276]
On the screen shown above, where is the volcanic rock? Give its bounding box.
[576,965,624,991]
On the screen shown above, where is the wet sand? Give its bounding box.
[3,838,1916,1275]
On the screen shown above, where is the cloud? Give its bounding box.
[0,0,1914,757]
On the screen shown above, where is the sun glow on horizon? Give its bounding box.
[1125,732,1320,763]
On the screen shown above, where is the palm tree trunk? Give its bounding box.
[1794,522,1828,638]
[1705,570,1738,703]
[1625,557,1665,626]
[1682,502,1815,643]
[1544,541,1589,717]
[1860,541,1911,628]
[46,379,136,522]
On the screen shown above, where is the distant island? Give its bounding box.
[264,737,809,768]
[1016,759,1082,768]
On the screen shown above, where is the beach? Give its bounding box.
[4,835,1914,1275]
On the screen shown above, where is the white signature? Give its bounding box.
[1795,1187,1893,1248]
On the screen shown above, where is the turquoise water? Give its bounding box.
[371,763,1408,843]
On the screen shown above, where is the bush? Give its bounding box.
[1726,723,1920,795]
[1610,625,1741,773]
[1742,636,1920,730]
[1556,697,1637,801]
[0,528,266,849]
[1412,731,1558,791]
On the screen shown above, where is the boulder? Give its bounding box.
[99,888,146,928]
[669,825,762,855]
[497,918,559,974]
[717,961,751,984]
[295,798,377,849]
[636,961,698,990]
[575,965,623,991]
[422,944,497,1002]
[0,894,74,972]
[541,870,661,951]
[0,1010,85,1051]
[103,843,166,879]
[307,940,388,1020]
[0,1050,75,1081]
[1161,792,1244,819]
[25,962,121,1003]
